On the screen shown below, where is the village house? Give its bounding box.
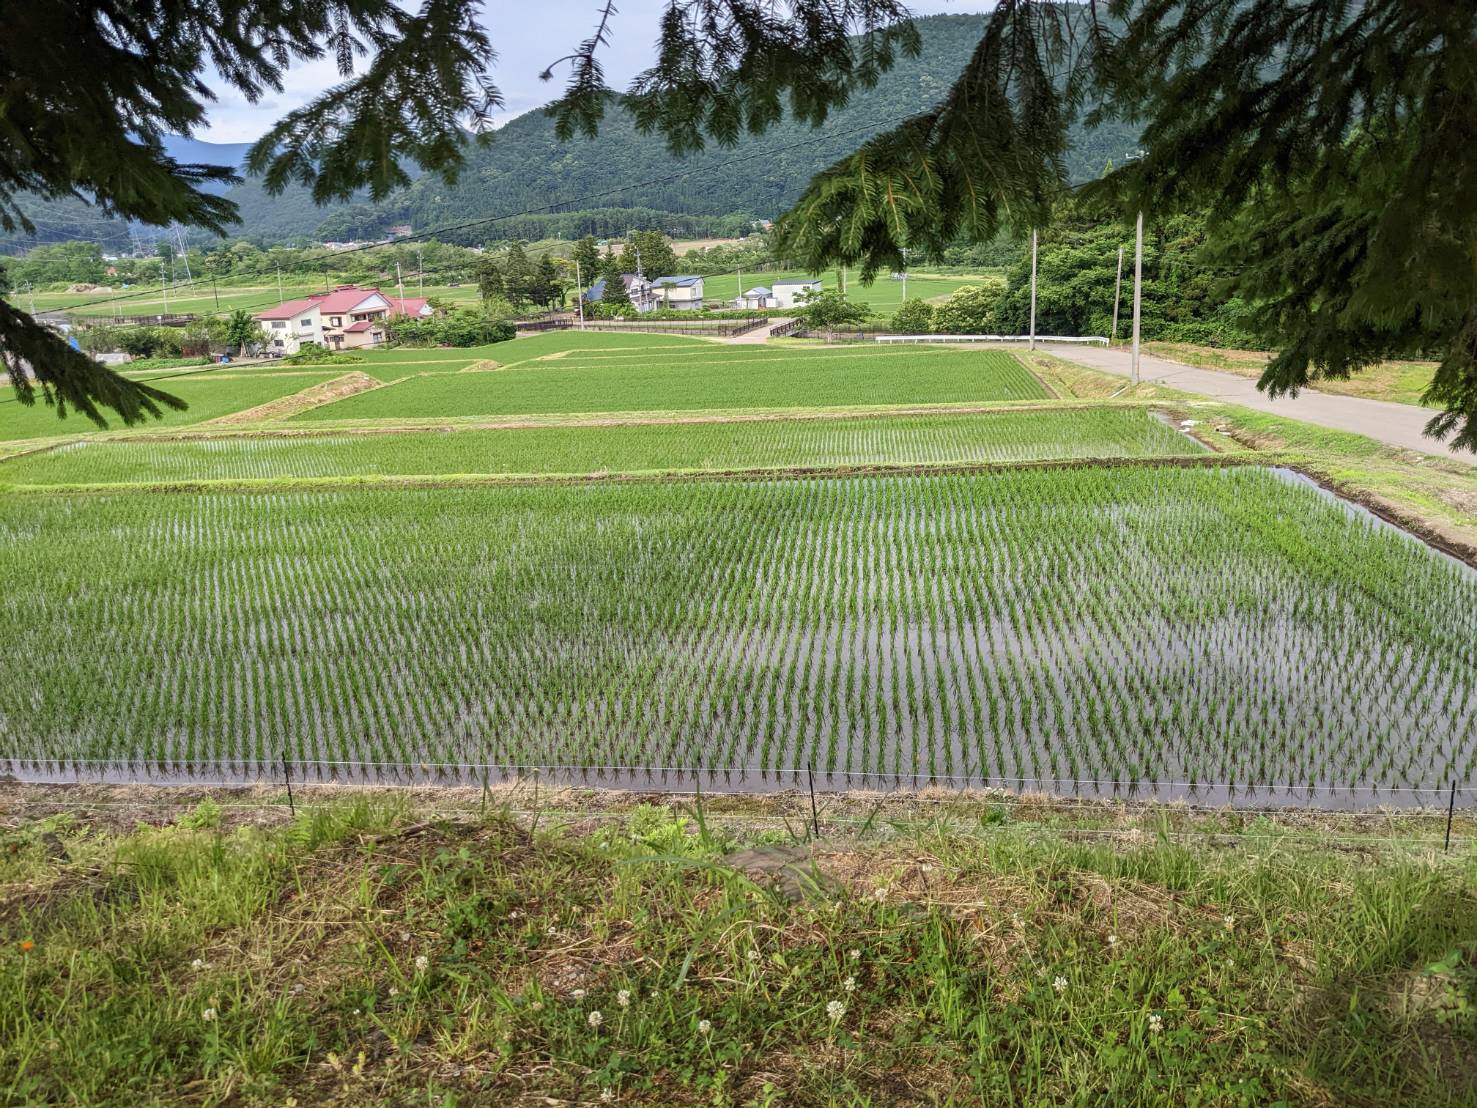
[581,273,658,314]
[650,275,705,310]
[255,285,432,354]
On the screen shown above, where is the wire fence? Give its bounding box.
[2,755,1469,834]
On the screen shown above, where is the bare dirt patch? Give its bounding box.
[457,359,502,372]
[207,372,383,425]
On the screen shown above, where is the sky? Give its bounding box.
[200,1,993,142]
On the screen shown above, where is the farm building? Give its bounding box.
[255,286,432,354]
[770,279,822,308]
[738,278,822,310]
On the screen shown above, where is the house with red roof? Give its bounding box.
[255,286,433,354]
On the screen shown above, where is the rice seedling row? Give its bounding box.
[0,409,1201,487]
[2,466,1471,798]
[296,347,1047,422]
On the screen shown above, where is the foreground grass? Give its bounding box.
[1,790,1472,1106]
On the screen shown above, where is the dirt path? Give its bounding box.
[1040,344,1476,465]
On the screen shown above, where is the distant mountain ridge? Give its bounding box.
[5,15,1139,252]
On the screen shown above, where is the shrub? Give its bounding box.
[932,282,1005,334]
[890,298,937,334]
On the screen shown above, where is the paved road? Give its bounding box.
[1039,343,1475,465]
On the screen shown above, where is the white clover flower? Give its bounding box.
[530,1000,544,1012]
[1107,934,1119,949]
[399,930,411,942]
[201,1007,217,1023]
[588,1009,604,1028]
[572,988,586,1000]
[848,948,861,962]
[1222,914,1236,932]
[616,989,631,1009]
[414,955,429,973]
[1148,1013,1163,1034]
[872,885,889,902]
[697,1018,712,1035]
[746,949,759,964]
[388,986,399,998]
[843,976,856,993]
[826,1000,846,1022]
[509,909,523,920]
[600,1089,615,1104]
[190,958,205,970]
[546,925,559,937]
[1052,976,1068,995]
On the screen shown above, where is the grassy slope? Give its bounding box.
[0,409,1202,488]
[295,348,1048,422]
[1140,342,1440,409]
[1,791,1472,1106]
[0,372,338,443]
[698,269,978,314]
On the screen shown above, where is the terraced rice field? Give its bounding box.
[0,372,340,441]
[0,409,1200,487]
[297,345,1047,422]
[2,466,1471,794]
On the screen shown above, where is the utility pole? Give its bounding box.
[417,246,424,296]
[1111,245,1124,343]
[736,265,742,309]
[212,273,220,311]
[1028,228,1038,351]
[575,260,585,329]
[1131,210,1143,385]
[396,260,406,306]
[901,248,908,302]
[161,263,168,317]
[841,265,847,297]
[276,265,284,303]
[174,226,192,281]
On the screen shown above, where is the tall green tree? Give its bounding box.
[477,256,505,302]
[500,241,536,306]
[223,309,259,354]
[621,230,678,280]
[571,235,601,288]
[534,255,562,309]
[596,251,631,311]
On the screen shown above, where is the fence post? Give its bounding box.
[807,761,820,840]
[1446,780,1457,853]
[282,751,296,816]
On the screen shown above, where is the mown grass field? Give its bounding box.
[296,345,1048,422]
[0,409,1201,487]
[2,466,1471,793]
[14,279,485,320]
[697,268,978,313]
[2,790,1472,1106]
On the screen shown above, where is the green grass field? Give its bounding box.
[13,279,483,320]
[2,466,1471,791]
[0,409,1201,487]
[698,268,979,313]
[297,345,1048,422]
[0,371,338,441]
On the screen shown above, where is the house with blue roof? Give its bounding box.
[582,272,706,313]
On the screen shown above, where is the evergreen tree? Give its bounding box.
[500,241,536,306]
[477,257,505,302]
[597,252,631,311]
[571,235,601,289]
[535,255,562,308]
[622,230,678,279]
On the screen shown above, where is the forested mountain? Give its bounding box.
[7,15,1139,252]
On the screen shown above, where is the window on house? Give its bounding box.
[299,317,313,327]
[330,317,341,327]
[271,321,286,329]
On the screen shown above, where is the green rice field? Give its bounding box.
[0,371,338,441]
[2,466,1471,794]
[698,268,979,312]
[0,409,1199,487]
[297,345,1047,422]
